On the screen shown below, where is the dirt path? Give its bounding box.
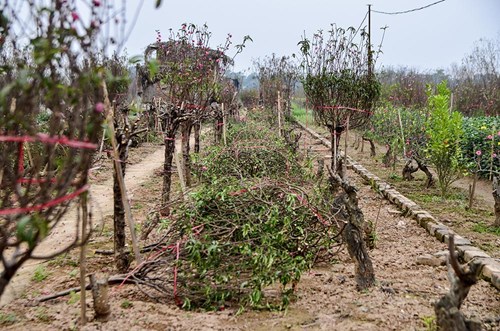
[0,139,181,306]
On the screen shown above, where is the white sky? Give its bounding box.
[123,0,500,73]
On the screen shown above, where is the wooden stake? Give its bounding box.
[102,81,142,266]
[97,128,106,159]
[222,103,227,146]
[468,171,478,209]
[175,152,186,199]
[277,91,282,137]
[344,115,350,167]
[79,192,88,325]
[397,108,406,158]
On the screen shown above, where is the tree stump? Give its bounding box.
[90,274,111,320]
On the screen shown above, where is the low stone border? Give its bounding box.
[296,121,500,291]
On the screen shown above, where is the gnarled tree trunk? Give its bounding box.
[493,177,500,227]
[434,235,481,331]
[330,169,375,291]
[362,136,376,157]
[402,159,419,181]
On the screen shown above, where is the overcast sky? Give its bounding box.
[124,0,500,73]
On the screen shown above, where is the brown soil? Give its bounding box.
[0,126,499,330]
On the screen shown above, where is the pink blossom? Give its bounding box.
[476,150,482,156]
[92,0,101,6]
[493,153,497,158]
[201,166,208,171]
[498,131,500,136]
[95,102,105,113]
[71,11,79,21]
[487,135,493,140]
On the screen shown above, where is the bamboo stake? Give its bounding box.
[102,81,142,266]
[397,108,406,158]
[333,113,337,173]
[222,103,227,146]
[79,192,88,325]
[97,128,106,159]
[344,115,350,166]
[277,91,282,137]
[24,143,34,169]
[175,152,186,199]
[468,171,478,209]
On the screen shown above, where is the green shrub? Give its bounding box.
[425,81,463,197]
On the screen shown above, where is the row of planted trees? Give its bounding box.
[105,25,252,272]
[0,0,251,308]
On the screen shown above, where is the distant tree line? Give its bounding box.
[378,36,499,116]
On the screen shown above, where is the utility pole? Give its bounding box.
[367,4,372,79]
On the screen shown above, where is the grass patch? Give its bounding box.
[291,103,315,125]
[32,265,50,282]
[0,312,18,325]
[421,315,437,331]
[472,221,500,236]
[121,300,133,309]
[68,291,80,305]
[35,307,50,323]
[47,254,78,268]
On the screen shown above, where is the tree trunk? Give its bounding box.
[383,144,392,167]
[193,121,201,154]
[402,159,419,181]
[493,177,500,227]
[0,253,31,298]
[330,170,375,291]
[113,135,129,273]
[329,126,344,172]
[434,235,481,331]
[415,158,435,188]
[362,136,376,157]
[214,117,222,144]
[180,121,192,187]
[162,122,179,206]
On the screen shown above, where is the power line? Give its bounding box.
[372,0,446,15]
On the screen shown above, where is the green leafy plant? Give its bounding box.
[0,312,17,325]
[35,307,50,323]
[121,300,133,309]
[472,222,500,236]
[425,81,463,197]
[130,117,338,311]
[68,290,80,305]
[32,265,49,282]
[421,315,437,331]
